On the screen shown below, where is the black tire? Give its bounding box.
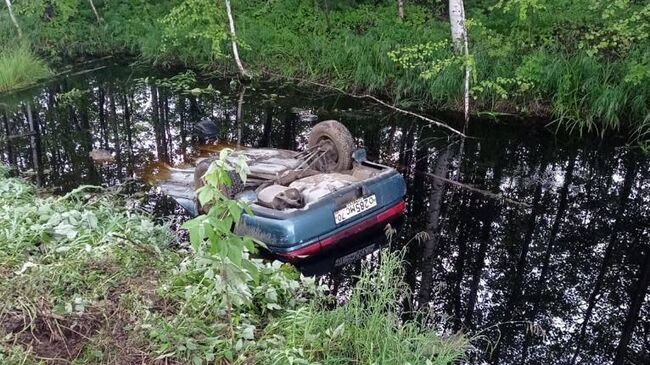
[308,120,355,172]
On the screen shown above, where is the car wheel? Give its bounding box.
[307,120,355,172]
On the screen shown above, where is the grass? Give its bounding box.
[232,1,650,140]
[1,1,649,142]
[0,169,177,363]
[0,167,467,364]
[0,45,51,93]
[262,249,468,364]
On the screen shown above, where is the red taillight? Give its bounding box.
[279,200,406,261]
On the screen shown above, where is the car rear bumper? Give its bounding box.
[273,199,406,261]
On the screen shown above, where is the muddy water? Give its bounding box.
[1,64,648,365]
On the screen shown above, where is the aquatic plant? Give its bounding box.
[0,45,50,93]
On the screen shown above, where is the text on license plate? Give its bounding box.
[334,195,377,224]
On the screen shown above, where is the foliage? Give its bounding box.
[0,173,178,363]
[260,248,469,364]
[0,180,174,320]
[0,44,50,93]
[0,163,467,364]
[184,148,254,261]
[144,254,319,363]
[142,151,319,363]
[2,0,650,142]
[159,0,229,63]
[56,88,87,106]
[578,1,650,57]
[388,41,460,81]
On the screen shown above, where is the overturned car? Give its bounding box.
[160,120,406,261]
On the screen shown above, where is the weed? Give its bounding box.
[261,248,469,365]
[0,45,50,93]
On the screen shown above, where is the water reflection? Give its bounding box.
[0,65,648,365]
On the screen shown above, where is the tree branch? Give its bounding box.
[268,73,467,138]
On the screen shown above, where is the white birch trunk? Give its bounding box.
[449,0,465,52]
[4,0,22,38]
[397,0,404,20]
[449,0,471,127]
[88,0,101,23]
[224,0,248,78]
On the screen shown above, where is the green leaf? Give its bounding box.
[227,201,242,222]
[228,242,243,266]
[242,259,260,283]
[197,186,215,205]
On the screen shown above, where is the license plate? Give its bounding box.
[334,195,377,224]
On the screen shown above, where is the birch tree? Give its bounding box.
[4,0,22,38]
[397,0,404,20]
[449,0,470,127]
[224,0,249,79]
[88,0,101,23]
[162,0,245,77]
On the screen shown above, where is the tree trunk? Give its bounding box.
[151,86,164,162]
[98,87,109,149]
[88,0,101,23]
[2,113,15,167]
[492,181,544,363]
[108,87,122,179]
[465,162,503,330]
[26,103,42,187]
[397,0,405,20]
[236,86,246,146]
[569,158,637,365]
[163,92,172,157]
[449,0,465,52]
[4,0,22,38]
[261,105,273,147]
[78,100,99,184]
[123,93,134,174]
[538,156,575,287]
[520,156,575,364]
[448,0,470,126]
[223,0,248,78]
[450,194,471,332]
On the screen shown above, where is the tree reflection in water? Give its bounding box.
[0,65,648,364]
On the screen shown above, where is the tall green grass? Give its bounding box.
[234,1,650,141]
[2,0,649,141]
[262,249,468,364]
[0,45,51,93]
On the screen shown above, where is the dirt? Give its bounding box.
[0,270,178,364]
[4,308,99,364]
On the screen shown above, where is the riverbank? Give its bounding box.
[0,167,467,364]
[1,1,648,143]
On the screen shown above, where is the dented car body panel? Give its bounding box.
[234,161,406,260]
